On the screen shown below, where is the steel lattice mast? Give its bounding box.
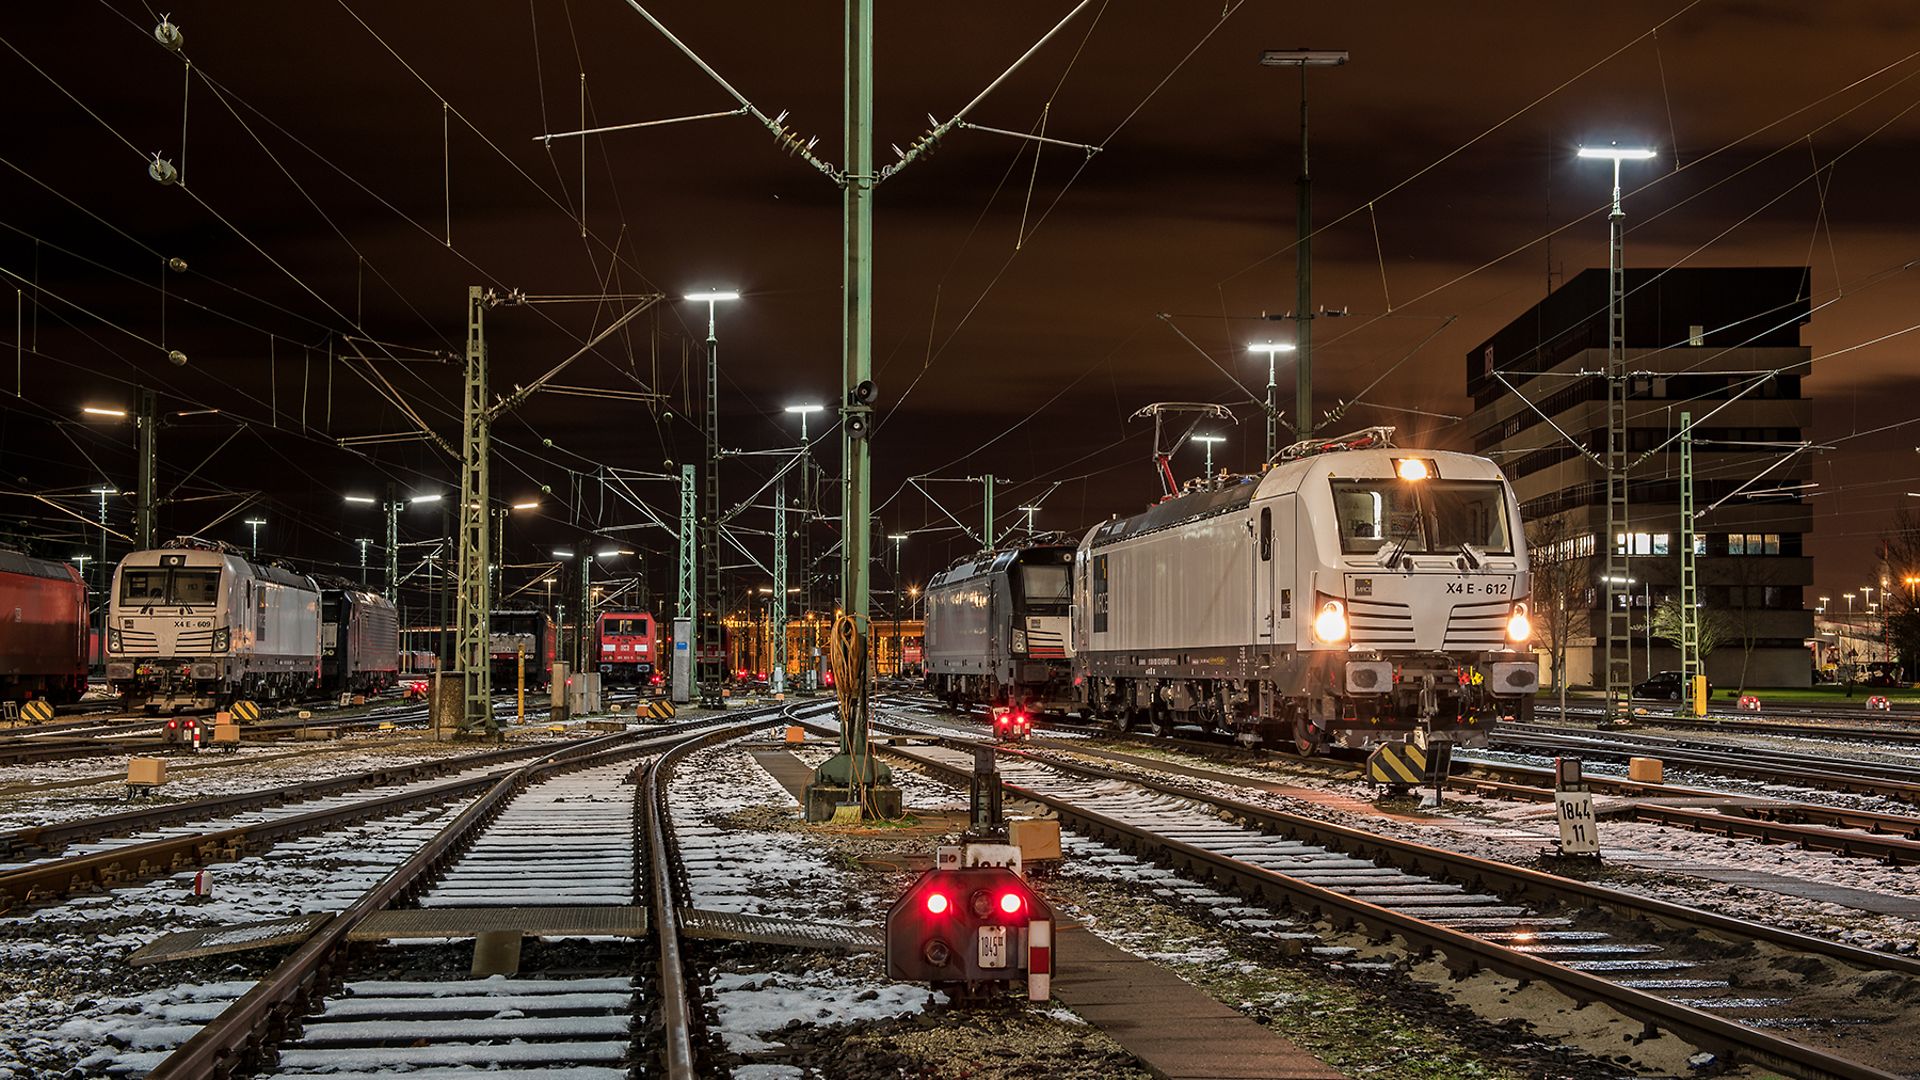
[456,286,493,735]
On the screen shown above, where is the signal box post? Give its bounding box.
[886,742,1055,1001]
[1552,757,1600,859]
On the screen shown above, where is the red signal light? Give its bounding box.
[166,719,177,730]
[997,714,1011,726]
[998,891,1025,916]
[924,892,951,915]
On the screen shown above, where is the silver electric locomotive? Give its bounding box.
[1072,428,1538,752]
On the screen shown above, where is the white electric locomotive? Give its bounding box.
[1073,428,1538,753]
[106,539,322,711]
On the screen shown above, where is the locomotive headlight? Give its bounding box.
[1393,457,1434,482]
[1506,602,1532,643]
[1011,628,1027,655]
[211,627,231,653]
[1312,600,1349,644]
[107,627,122,652]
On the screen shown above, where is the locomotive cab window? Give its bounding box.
[1259,507,1273,561]
[1331,479,1512,556]
[1018,564,1071,609]
[120,568,220,605]
[121,569,168,603]
[172,571,219,606]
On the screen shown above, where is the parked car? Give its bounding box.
[1634,670,1712,701]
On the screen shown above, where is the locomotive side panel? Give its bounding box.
[924,574,993,677]
[0,553,88,703]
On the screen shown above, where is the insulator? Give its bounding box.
[154,18,184,51]
[148,155,178,185]
[167,257,188,273]
[167,349,188,367]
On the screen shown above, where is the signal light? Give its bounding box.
[998,892,1025,916]
[924,892,951,915]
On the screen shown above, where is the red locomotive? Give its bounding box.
[1,549,88,705]
[597,610,660,685]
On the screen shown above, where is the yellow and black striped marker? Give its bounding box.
[1366,741,1428,785]
[646,698,677,720]
[19,700,55,723]
[230,700,261,723]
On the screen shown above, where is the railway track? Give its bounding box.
[897,693,1920,863]
[1493,722,1920,803]
[129,701,810,1079]
[857,705,1915,1080]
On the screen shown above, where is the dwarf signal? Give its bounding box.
[886,864,1054,1000]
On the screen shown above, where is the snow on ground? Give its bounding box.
[707,970,941,1054]
[670,742,852,920]
[0,799,463,1077]
[1467,746,1920,817]
[1037,741,1920,957]
[0,738,486,833]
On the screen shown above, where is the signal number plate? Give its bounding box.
[977,925,1008,969]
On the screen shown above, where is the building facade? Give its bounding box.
[1467,267,1815,690]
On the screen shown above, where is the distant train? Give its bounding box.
[1073,430,1538,753]
[106,539,399,711]
[0,549,88,705]
[922,543,1075,714]
[597,610,660,685]
[489,609,556,689]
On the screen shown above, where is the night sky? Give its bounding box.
[2,2,1916,610]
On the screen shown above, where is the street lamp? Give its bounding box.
[784,403,825,442]
[81,405,127,418]
[1192,434,1226,479]
[244,518,266,559]
[1257,48,1348,443]
[1578,142,1656,721]
[1246,343,1296,462]
[686,290,740,703]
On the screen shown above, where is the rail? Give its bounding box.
[840,717,1908,1080]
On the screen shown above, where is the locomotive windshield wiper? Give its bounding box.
[1457,542,1486,570]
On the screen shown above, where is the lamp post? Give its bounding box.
[243,518,266,559]
[1578,143,1657,723]
[1257,49,1348,443]
[779,404,823,692]
[1247,343,1296,462]
[686,289,740,705]
[1192,434,1226,480]
[887,532,908,677]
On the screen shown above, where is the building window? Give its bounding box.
[1575,533,1596,558]
[1728,532,1782,556]
[1694,534,1706,555]
[1652,533,1671,556]
[1688,324,1704,346]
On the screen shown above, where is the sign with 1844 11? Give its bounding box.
[1553,789,1599,856]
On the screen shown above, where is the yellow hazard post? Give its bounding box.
[1366,742,1428,785]
[1692,674,1708,717]
[517,645,526,723]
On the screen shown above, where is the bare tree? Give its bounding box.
[1881,509,1920,677]
[1649,595,1730,673]
[1526,515,1592,719]
[1713,557,1784,695]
